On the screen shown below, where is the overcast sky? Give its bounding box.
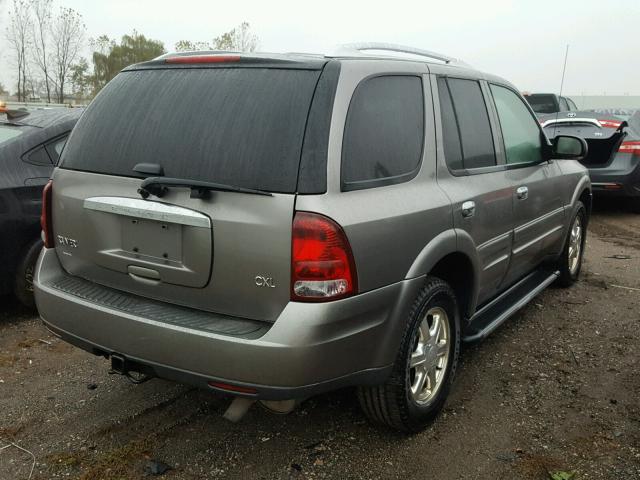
[1,0,639,95]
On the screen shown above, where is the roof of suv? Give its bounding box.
[128,49,512,89]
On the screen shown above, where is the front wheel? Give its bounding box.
[358,276,460,432]
[556,201,587,287]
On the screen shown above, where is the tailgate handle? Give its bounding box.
[128,265,161,284]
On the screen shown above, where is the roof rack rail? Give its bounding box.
[331,42,469,66]
[153,50,238,61]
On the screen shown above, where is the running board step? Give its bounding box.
[462,269,560,342]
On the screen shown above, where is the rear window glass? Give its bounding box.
[0,125,24,145]
[341,75,424,189]
[61,68,321,193]
[525,94,558,114]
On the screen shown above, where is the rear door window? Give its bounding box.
[566,98,578,110]
[61,68,322,193]
[45,134,69,164]
[23,145,52,166]
[440,77,496,170]
[341,75,424,190]
[490,84,543,165]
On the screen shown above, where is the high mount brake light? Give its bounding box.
[291,212,357,302]
[164,55,241,64]
[619,141,640,156]
[41,180,54,248]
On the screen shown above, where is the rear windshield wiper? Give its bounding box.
[138,176,273,199]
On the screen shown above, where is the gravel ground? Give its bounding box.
[0,199,638,480]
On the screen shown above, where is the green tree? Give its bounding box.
[69,57,88,100]
[90,31,165,96]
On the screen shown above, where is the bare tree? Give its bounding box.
[30,0,53,102]
[212,22,258,52]
[5,0,32,101]
[51,6,84,103]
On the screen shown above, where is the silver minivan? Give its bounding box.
[34,44,591,432]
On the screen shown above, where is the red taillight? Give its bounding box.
[619,141,640,156]
[291,212,357,302]
[41,180,54,248]
[164,55,241,64]
[598,119,623,129]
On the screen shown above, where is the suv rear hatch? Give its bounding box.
[52,56,334,321]
[541,112,627,168]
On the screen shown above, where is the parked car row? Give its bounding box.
[0,108,81,307]
[523,93,640,213]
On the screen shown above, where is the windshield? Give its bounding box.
[61,67,321,193]
[525,94,558,114]
[0,124,24,145]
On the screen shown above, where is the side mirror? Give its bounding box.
[552,135,588,161]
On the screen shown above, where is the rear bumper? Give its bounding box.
[588,153,640,198]
[34,248,423,399]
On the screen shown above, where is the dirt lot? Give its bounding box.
[1,200,639,480]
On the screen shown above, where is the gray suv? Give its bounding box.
[34,44,591,432]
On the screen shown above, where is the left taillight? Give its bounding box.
[619,141,640,157]
[41,180,54,248]
[291,211,357,302]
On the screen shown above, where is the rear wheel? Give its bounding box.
[556,201,587,287]
[358,276,460,432]
[14,239,43,309]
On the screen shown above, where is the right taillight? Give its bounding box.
[291,211,357,302]
[598,119,623,129]
[41,180,54,248]
[619,141,640,156]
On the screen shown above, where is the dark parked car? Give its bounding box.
[540,109,640,212]
[0,108,81,307]
[524,93,578,115]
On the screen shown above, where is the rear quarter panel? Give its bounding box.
[296,60,454,293]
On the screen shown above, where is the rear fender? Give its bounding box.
[405,229,481,318]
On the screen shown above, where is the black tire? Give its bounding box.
[631,197,640,214]
[358,276,460,433]
[14,239,43,309]
[556,201,587,288]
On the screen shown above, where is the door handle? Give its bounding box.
[461,200,476,218]
[516,186,529,200]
